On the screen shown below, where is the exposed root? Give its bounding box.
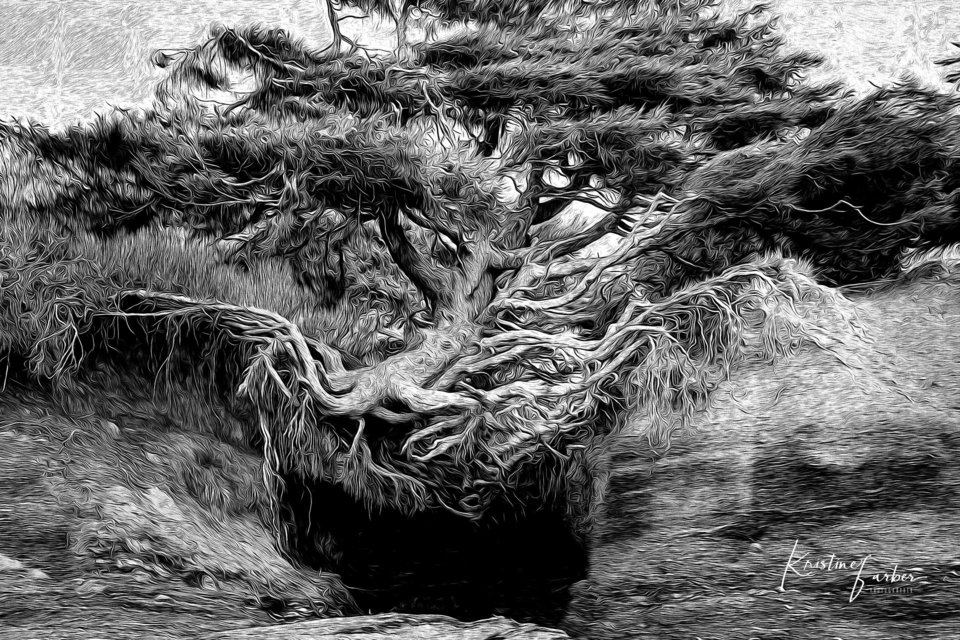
[84,238,868,522]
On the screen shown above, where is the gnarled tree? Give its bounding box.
[6,0,960,534]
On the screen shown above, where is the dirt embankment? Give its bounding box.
[0,373,350,638]
[6,265,960,639]
[564,263,960,639]
[0,328,573,638]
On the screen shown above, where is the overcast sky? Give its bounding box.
[0,0,957,127]
[0,0,330,124]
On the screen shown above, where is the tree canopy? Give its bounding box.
[4,0,960,528]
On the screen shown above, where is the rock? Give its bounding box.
[0,552,50,579]
[0,553,26,571]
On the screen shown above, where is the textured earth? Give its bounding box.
[563,263,960,639]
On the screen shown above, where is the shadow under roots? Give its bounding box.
[282,480,589,626]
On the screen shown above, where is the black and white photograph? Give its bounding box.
[1,1,959,638]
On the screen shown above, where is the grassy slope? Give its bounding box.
[0,118,413,370]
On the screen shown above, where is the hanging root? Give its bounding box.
[90,245,867,521]
[396,254,868,515]
[97,289,459,514]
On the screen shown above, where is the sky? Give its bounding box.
[0,0,957,127]
[0,0,330,125]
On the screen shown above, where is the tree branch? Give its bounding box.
[402,205,463,248]
[378,208,456,307]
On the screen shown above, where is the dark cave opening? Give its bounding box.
[282,480,590,627]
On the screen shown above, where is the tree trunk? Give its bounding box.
[323,0,343,55]
[395,10,410,61]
